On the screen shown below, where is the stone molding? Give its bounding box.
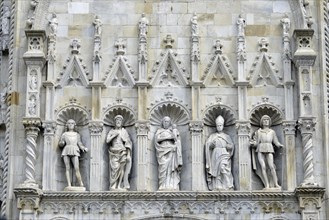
[282,120,297,135]
[295,186,325,210]
[189,120,204,134]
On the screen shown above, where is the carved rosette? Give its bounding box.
[22,118,41,187]
[298,117,318,186]
[235,121,251,136]
[88,121,103,136]
[135,121,150,136]
[189,121,204,134]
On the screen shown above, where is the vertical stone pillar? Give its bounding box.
[293,29,318,187]
[14,188,42,220]
[235,15,251,190]
[281,16,297,190]
[295,187,325,220]
[189,121,206,190]
[236,121,251,190]
[41,121,56,190]
[89,120,103,191]
[135,120,150,191]
[298,117,317,186]
[21,30,46,188]
[282,121,296,190]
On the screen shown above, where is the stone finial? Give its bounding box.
[258,38,269,52]
[115,38,126,55]
[214,39,223,54]
[164,34,174,49]
[70,39,81,54]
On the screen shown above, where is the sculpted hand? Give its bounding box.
[82,147,88,153]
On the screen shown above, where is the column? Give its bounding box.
[135,121,150,191]
[293,29,318,187]
[236,15,251,190]
[41,121,56,190]
[21,30,46,188]
[189,121,206,190]
[236,121,251,190]
[89,120,103,191]
[281,16,297,190]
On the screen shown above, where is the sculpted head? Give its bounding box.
[215,115,225,132]
[114,115,123,128]
[66,119,76,131]
[162,116,171,129]
[260,115,271,128]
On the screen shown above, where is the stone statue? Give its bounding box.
[48,13,58,36]
[191,13,198,37]
[280,14,290,36]
[138,13,148,38]
[106,115,132,190]
[205,115,234,190]
[250,115,283,190]
[154,116,183,191]
[237,14,246,36]
[59,119,88,189]
[93,15,102,36]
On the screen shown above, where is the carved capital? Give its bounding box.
[189,120,204,134]
[295,186,325,210]
[293,29,316,66]
[282,120,296,135]
[14,187,42,211]
[135,120,150,135]
[42,120,57,135]
[24,30,46,57]
[235,121,251,136]
[22,117,42,134]
[88,120,104,135]
[297,117,316,134]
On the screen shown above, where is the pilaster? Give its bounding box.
[235,121,251,190]
[135,120,150,191]
[282,120,297,190]
[189,120,206,190]
[41,121,56,191]
[89,120,104,191]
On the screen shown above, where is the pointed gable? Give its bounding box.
[57,39,89,87]
[149,34,189,87]
[202,40,235,87]
[248,38,282,87]
[103,39,136,87]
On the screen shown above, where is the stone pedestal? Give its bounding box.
[295,186,325,220]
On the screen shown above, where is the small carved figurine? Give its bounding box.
[154,116,183,191]
[106,115,132,190]
[139,13,148,38]
[48,13,58,36]
[93,15,102,36]
[205,115,234,190]
[250,115,284,190]
[59,119,88,189]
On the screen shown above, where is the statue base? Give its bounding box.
[263,186,282,191]
[109,188,128,191]
[64,186,86,192]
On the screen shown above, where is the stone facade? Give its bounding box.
[0,0,328,219]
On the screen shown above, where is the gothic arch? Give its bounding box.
[202,104,236,127]
[249,104,284,127]
[131,215,207,220]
